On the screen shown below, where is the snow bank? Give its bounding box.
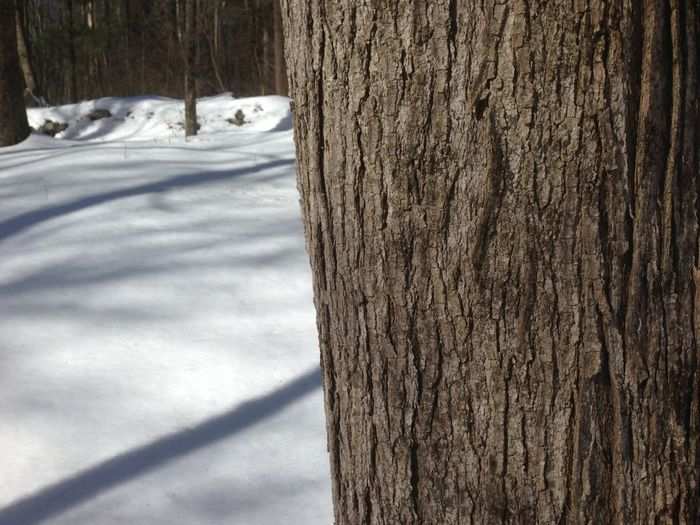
[26,94,293,142]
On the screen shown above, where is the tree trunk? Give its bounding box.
[65,0,77,102]
[123,0,130,94]
[183,0,197,136]
[0,1,30,146]
[283,1,700,523]
[272,0,287,96]
[14,0,38,100]
[256,0,269,95]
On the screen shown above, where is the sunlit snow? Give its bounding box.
[0,95,332,525]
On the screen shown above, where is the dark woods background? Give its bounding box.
[16,0,288,105]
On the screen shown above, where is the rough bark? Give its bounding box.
[283,1,700,523]
[0,1,30,147]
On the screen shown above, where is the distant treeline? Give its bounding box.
[16,0,288,105]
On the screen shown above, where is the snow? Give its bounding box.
[0,95,332,524]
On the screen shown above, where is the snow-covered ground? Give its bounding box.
[0,95,332,524]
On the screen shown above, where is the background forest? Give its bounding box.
[16,0,288,106]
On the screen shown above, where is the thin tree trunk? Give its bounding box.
[102,0,112,96]
[14,1,38,100]
[207,34,226,93]
[0,1,30,146]
[86,0,94,29]
[85,0,97,98]
[283,1,700,523]
[66,0,77,102]
[261,1,269,95]
[123,0,131,95]
[193,0,203,95]
[213,1,221,57]
[183,0,197,136]
[140,20,145,93]
[272,0,287,96]
[253,0,267,95]
[207,1,226,93]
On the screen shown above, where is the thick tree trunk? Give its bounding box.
[0,1,30,146]
[283,1,700,523]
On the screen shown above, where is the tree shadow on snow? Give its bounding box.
[0,158,294,243]
[0,367,322,525]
